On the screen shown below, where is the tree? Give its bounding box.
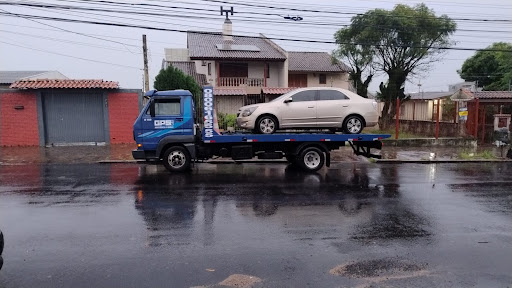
[335,4,456,129]
[458,42,512,91]
[153,65,202,105]
[334,29,375,98]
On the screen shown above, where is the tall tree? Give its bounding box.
[333,33,375,98]
[335,4,456,129]
[458,42,512,91]
[154,65,202,104]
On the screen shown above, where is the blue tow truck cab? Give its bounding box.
[133,86,391,172]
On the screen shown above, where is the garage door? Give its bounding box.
[42,90,106,144]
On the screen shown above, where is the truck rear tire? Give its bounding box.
[163,146,191,173]
[298,147,325,172]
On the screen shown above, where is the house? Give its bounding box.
[161,17,350,114]
[462,90,512,143]
[1,79,142,146]
[0,71,68,88]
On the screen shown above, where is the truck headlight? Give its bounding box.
[241,106,258,117]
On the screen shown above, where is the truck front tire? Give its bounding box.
[163,146,191,173]
[298,147,325,172]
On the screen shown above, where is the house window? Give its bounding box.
[207,63,211,76]
[265,63,270,78]
[319,74,326,84]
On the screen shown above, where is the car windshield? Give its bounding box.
[269,90,298,102]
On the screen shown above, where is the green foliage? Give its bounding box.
[217,112,237,129]
[153,65,202,106]
[458,150,496,160]
[458,42,512,91]
[334,4,456,129]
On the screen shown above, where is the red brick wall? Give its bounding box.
[108,92,139,144]
[0,91,39,146]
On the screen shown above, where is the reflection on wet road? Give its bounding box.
[0,162,511,287]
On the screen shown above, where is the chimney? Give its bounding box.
[220,6,234,45]
[223,18,233,42]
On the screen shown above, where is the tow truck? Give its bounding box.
[132,86,390,172]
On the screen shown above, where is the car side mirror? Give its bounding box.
[150,100,156,117]
[284,98,293,103]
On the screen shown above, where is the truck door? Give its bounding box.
[141,97,184,150]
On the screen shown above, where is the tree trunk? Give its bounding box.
[378,100,398,130]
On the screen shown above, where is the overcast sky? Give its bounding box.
[1,0,511,93]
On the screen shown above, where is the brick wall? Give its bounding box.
[0,91,39,146]
[108,92,139,144]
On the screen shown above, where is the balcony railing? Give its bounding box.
[219,77,264,87]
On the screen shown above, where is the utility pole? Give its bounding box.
[142,34,149,92]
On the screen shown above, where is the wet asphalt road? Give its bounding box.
[0,162,511,288]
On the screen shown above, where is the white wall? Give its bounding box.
[194,60,216,85]
[306,72,349,89]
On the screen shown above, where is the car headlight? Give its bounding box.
[241,106,258,117]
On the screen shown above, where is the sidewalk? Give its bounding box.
[1,144,511,165]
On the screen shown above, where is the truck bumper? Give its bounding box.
[132,149,146,160]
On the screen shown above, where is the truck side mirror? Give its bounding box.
[150,100,156,117]
[284,98,293,103]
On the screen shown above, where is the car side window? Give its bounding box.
[146,99,181,116]
[290,90,316,102]
[318,90,348,101]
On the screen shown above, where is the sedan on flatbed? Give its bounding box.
[236,87,378,134]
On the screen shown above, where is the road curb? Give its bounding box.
[376,159,512,163]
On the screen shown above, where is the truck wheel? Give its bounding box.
[163,146,191,173]
[298,147,325,172]
[343,115,364,134]
[256,115,278,134]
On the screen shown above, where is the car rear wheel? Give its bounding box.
[343,115,364,134]
[256,115,278,134]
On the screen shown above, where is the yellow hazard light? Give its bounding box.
[137,144,142,147]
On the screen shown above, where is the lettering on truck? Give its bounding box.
[203,87,214,138]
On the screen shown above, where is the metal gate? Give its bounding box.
[42,90,106,145]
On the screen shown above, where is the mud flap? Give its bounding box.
[325,151,331,167]
[349,141,382,159]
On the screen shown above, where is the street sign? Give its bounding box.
[459,107,468,120]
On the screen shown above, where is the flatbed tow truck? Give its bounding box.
[132,86,391,172]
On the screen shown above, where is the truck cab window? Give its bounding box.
[147,99,181,116]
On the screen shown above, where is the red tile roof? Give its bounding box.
[474,91,512,99]
[214,87,247,96]
[10,79,119,89]
[262,87,299,95]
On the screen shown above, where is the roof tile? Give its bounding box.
[474,91,512,99]
[188,32,286,61]
[262,87,298,95]
[214,87,247,96]
[288,52,350,72]
[10,79,119,89]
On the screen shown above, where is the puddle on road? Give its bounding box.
[330,258,430,284]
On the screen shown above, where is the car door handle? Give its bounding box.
[176,118,183,121]
[308,106,315,108]
[342,105,349,107]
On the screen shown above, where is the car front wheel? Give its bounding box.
[343,115,364,134]
[256,115,278,134]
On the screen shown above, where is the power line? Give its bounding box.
[2,11,511,52]
[4,1,512,32]
[0,39,142,70]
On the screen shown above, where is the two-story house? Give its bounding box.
[162,18,350,114]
